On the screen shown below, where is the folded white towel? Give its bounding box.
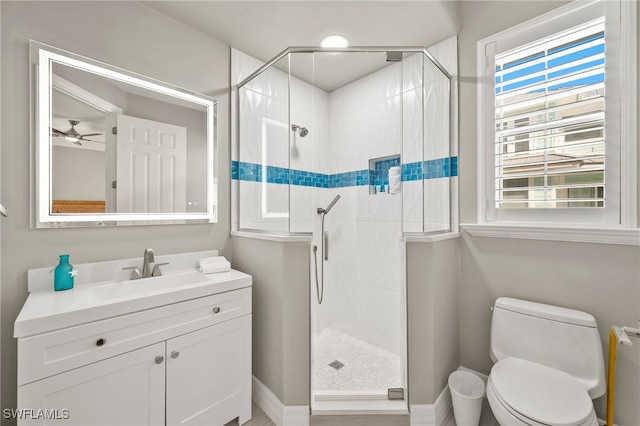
[198,256,225,268]
[200,260,231,274]
[198,256,231,274]
[389,166,401,194]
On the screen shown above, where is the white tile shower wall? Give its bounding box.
[423,67,450,232]
[319,58,418,355]
[403,85,425,233]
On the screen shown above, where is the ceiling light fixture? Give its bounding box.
[320,35,349,48]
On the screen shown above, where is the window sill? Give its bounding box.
[461,223,640,246]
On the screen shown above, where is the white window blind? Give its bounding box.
[494,19,605,209]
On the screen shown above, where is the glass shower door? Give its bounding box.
[308,51,408,413]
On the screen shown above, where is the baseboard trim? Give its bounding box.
[409,383,452,426]
[252,376,310,426]
[434,384,453,425]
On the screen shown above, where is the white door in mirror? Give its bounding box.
[116,114,187,214]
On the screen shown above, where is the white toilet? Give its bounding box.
[487,297,605,426]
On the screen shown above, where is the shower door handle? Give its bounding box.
[324,231,329,261]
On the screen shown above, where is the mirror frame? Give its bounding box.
[31,41,217,227]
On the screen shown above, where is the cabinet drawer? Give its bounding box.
[18,287,251,386]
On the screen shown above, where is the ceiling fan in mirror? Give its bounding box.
[51,120,103,145]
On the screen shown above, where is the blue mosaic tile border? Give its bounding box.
[330,170,370,188]
[232,156,458,188]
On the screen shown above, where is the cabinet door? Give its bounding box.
[18,343,165,426]
[166,315,252,426]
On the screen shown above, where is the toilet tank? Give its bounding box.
[490,297,605,398]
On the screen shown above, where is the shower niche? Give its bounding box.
[369,154,401,195]
[233,45,454,415]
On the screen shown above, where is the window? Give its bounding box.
[478,0,637,227]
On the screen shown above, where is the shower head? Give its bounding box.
[291,124,309,138]
[318,194,341,215]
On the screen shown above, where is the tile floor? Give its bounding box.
[313,327,402,391]
[230,399,499,425]
[228,327,499,425]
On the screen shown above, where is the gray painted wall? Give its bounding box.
[457,1,640,424]
[230,236,310,406]
[0,2,230,419]
[52,146,105,201]
[407,239,459,405]
[0,0,3,412]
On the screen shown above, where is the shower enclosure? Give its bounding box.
[234,47,453,414]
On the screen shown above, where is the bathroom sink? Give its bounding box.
[15,265,251,338]
[91,270,211,301]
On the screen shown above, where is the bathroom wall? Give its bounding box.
[230,236,310,406]
[457,1,640,424]
[0,2,4,411]
[406,238,459,405]
[0,2,230,420]
[52,146,105,201]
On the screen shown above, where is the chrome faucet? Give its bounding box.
[122,248,168,280]
[142,248,155,278]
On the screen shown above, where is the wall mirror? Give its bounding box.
[30,41,217,228]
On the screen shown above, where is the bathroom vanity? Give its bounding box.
[14,251,252,426]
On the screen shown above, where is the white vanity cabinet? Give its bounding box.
[166,315,251,425]
[16,274,252,426]
[19,342,166,425]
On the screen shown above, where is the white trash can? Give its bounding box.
[448,370,485,426]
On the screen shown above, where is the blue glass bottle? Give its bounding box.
[54,254,74,291]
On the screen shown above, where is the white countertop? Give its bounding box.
[15,251,252,338]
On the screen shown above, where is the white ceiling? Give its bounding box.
[140,1,460,91]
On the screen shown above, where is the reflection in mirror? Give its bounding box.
[31,41,217,227]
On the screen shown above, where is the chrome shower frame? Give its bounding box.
[237,46,451,89]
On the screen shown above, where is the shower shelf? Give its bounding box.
[369,154,401,195]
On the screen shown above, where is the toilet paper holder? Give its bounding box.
[607,324,640,425]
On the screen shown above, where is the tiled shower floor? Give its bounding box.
[312,327,402,392]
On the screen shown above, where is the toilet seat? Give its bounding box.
[487,358,597,426]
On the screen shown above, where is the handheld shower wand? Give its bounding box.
[318,195,341,215]
[313,194,341,304]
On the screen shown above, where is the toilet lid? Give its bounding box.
[490,358,594,426]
